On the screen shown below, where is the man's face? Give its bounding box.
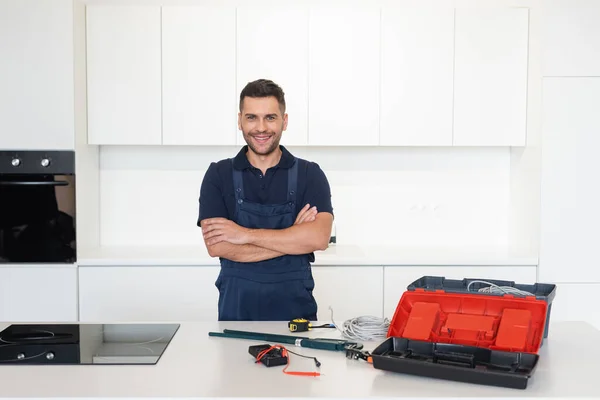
[238,96,287,156]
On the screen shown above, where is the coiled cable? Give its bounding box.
[467,280,534,296]
[329,306,390,342]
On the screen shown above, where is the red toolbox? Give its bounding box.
[370,289,548,389]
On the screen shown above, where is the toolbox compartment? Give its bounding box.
[371,338,538,390]
[371,290,548,389]
[406,276,556,340]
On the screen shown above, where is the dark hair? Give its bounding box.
[239,79,286,113]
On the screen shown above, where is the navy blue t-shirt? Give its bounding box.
[197,145,334,230]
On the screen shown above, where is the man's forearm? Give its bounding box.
[207,241,284,263]
[246,219,330,255]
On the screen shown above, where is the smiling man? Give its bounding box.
[198,79,334,321]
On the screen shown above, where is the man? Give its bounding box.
[198,79,334,322]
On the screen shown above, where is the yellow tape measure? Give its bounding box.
[288,318,311,332]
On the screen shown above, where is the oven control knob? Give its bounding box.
[41,158,50,167]
[17,353,25,360]
[11,158,21,167]
[46,352,55,360]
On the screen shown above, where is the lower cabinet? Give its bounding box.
[0,266,77,322]
[78,266,220,322]
[311,266,384,322]
[77,265,385,323]
[382,265,537,319]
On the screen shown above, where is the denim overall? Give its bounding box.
[215,157,318,321]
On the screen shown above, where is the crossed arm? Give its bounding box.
[201,204,333,263]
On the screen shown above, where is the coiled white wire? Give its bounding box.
[329,306,390,342]
[467,280,534,296]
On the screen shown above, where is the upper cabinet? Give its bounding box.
[380,7,454,146]
[307,7,380,146]
[543,0,600,77]
[162,6,237,146]
[86,5,162,145]
[236,7,309,147]
[453,8,529,146]
[83,4,530,147]
[0,0,74,150]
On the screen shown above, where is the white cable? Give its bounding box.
[329,306,390,342]
[466,280,534,296]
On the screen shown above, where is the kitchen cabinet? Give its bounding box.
[0,266,77,322]
[453,8,529,146]
[311,266,383,322]
[539,78,600,283]
[382,266,537,318]
[78,266,220,322]
[307,7,380,146]
[162,6,237,146]
[543,0,600,77]
[380,7,454,146]
[0,0,74,150]
[86,5,161,145]
[236,6,309,147]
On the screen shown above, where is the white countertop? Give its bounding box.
[76,244,538,267]
[0,320,595,398]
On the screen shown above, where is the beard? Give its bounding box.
[243,131,282,156]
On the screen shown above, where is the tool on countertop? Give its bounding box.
[288,318,335,332]
[208,329,363,352]
[345,347,373,364]
[249,343,322,377]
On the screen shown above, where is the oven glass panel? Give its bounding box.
[0,151,76,263]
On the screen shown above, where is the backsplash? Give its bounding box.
[98,145,510,248]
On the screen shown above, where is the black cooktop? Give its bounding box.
[0,323,180,365]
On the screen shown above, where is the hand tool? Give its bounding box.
[208,329,363,351]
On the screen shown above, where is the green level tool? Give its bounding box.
[208,329,363,351]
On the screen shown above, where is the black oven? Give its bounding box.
[0,150,76,263]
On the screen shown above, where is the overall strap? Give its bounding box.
[287,157,298,204]
[231,158,244,204]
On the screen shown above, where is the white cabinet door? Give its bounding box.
[382,266,537,318]
[539,78,600,283]
[308,7,380,146]
[0,0,74,150]
[312,266,383,322]
[162,6,237,146]
[380,7,454,146]
[236,6,309,147]
[0,266,77,322]
[453,8,528,146]
[78,266,220,322]
[543,0,600,77]
[86,5,161,145]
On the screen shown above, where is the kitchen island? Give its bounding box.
[0,320,596,399]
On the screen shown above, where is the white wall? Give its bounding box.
[98,146,511,248]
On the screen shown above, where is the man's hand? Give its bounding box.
[202,218,251,246]
[295,204,317,225]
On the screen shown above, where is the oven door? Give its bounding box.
[0,151,76,264]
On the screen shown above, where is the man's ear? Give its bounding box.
[238,112,242,130]
[283,113,288,131]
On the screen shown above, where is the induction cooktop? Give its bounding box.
[0,323,180,365]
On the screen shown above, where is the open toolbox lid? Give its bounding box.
[369,289,549,389]
[388,289,548,353]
